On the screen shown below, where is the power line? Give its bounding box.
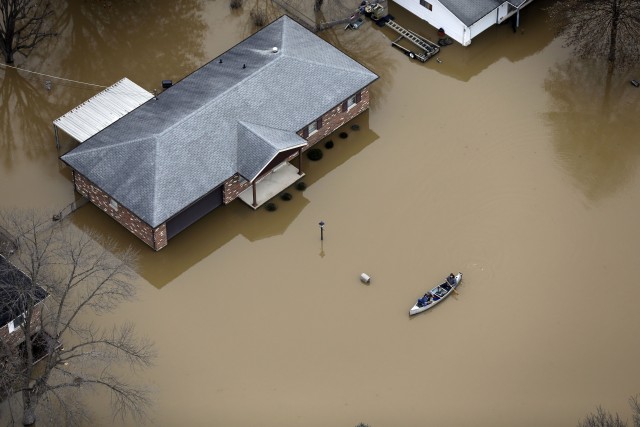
[0,62,108,88]
[0,62,155,97]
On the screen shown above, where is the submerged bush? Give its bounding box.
[324,140,334,149]
[339,132,348,139]
[250,9,267,26]
[351,124,360,131]
[307,148,323,161]
[280,192,292,201]
[295,182,307,191]
[229,0,243,9]
[265,202,277,211]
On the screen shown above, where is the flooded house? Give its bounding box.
[392,0,535,46]
[56,15,378,251]
[0,255,49,356]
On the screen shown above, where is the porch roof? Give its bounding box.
[237,121,307,183]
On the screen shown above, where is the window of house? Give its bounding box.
[347,94,357,110]
[345,91,362,112]
[308,120,318,135]
[8,313,25,333]
[419,0,432,10]
[305,117,323,137]
[109,198,118,211]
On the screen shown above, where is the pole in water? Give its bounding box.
[319,221,325,241]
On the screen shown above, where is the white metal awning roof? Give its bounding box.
[53,78,153,143]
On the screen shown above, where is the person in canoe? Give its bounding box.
[417,293,432,307]
[447,273,455,285]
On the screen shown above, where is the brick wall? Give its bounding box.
[224,86,371,203]
[299,87,371,148]
[73,173,167,251]
[223,174,252,205]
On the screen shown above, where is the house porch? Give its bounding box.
[238,162,304,209]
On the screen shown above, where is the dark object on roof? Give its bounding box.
[631,80,639,88]
[0,255,48,327]
[61,16,378,228]
[162,80,173,89]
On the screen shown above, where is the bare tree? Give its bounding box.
[547,0,640,71]
[577,396,640,427]
[631,395,640,427]
[0,0,55,64]
[579,406,627,427]
[0,210,155,426]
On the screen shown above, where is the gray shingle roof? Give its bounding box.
[0,256,48,327]
[237,121,307,182]
[440,0,502,26]
[61,16,378,228]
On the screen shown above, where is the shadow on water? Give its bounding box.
[0,0,209,175]
[70,112,379,288]
[53,0,207,92]
[383,0,555,82]
[0,68,59,167]
[544,58,640,202]
[323,22,395,109]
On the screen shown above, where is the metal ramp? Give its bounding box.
[385,19,439,61]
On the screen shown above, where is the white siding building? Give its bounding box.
[391,0,535,46]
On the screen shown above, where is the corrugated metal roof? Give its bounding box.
[53,78,153,143]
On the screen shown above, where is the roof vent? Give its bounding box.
[272,47,278,53]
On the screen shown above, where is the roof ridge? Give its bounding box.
[151,138,161,226]
[62,135,156,158]
[156,55,286,139]
[283,54,377,78]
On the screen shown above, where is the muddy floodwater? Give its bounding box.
[2,0,640,425]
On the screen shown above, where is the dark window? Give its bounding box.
[302,127,309,138]
[316,117,323,129]
[419,0,432,10]
[15,314,24,327]
[341,100,348,113]
[308,120,318,135]
[346,94,357,110]
[9,313,25,333]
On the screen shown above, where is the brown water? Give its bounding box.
[2,0,640,425]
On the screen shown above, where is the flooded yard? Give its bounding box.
[2,0,640,425]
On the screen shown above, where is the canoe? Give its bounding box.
[409,272,462,316]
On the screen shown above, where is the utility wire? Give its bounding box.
[0,62,108,88]
[0,62,154,96]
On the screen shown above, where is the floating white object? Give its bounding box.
[360,273,371,284]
